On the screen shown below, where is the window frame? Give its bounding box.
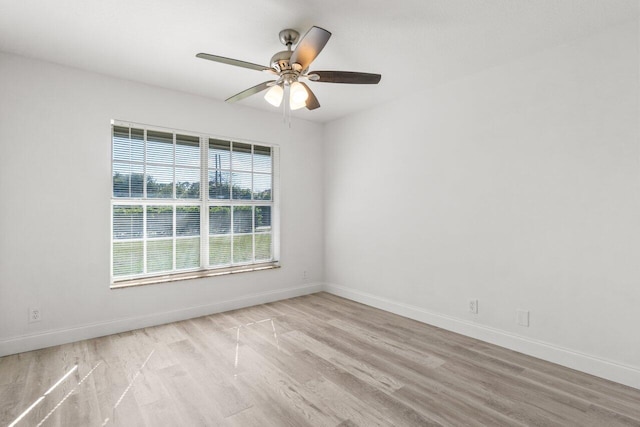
[110,119,280,287]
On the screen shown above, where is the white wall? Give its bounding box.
[0,52,325,355]
[324,20,640,388]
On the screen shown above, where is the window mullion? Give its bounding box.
[143,204,148,274]
[172,133,177,199]
[251,144,254,202]
[127,127,132,197]
[251,146,255,263]
[173,203,177,271]
[272,147,280,262]
[110,202,114,281]
[201,137,208,269]
[229,141,234,266]
[252,206,256,263]
[230,141,234,201]
[143,128,148,199]
[230,206,234,265]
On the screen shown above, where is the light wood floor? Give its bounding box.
[1,292,640,426]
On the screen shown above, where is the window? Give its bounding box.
[111,121,278,284]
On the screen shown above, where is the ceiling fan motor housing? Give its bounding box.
[270,50,293,73]
[271,29,302,73]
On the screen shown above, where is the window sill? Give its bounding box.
[110,262,280,289]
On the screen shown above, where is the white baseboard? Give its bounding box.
[0,283,323,357]
[324,283,640,391]
[5,281,638,391]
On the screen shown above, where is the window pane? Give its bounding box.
[113,163,144,198]
[209,235,231,266]
[146,165,173,198]
[113,241,143,276]
[253,145,271,173]
[231,172,251,200]
[147,239,173,273]
[255,233,272,261]
[175,134,200,167]
[113,127,144,163]
[147,205,173,238]
[233,235,253,263]
[176,167,200,199]
[208,170,230,199]
[233,206,253,234]
[253,173,272,200]
[209,139,230,170]
[176,237,200,270]
[232,142,252,171]
[176,206,200,236]
[255,206,271,232]
[113,205,143,239]
[209,206,231,235]
[147,130,173,164]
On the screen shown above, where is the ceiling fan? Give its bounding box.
[196,26,381,112]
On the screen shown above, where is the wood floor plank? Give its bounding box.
[294,349,443,426]
[473,340,640,407]
[2,292,639,427]
[326,317,446,369]
[282,329,405,393]
[302,377,395,427]
[517,367,640,421]
[235,344,341,427]
[165,337,252,418]
[283,319,524,425]
[277,309,544,426]
[224,405,280,427]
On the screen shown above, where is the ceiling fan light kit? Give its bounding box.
[264,84,284,107]
[196,26,381,120]
[288,81,309,110]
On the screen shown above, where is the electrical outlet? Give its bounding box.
[469,299,478,314]
[29,307,41,323]
[517,309,529,327]
[303,270,308,280]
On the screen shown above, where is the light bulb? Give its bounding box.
[264,85,283,107]
[289,81,308,110]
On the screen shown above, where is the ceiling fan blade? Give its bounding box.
[310,71,381,84]
[196,53,271,72]
[299,82,320,110]
[226,81,276,103]
[290,26,331,70]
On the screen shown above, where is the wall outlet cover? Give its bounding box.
[469,299,478,314]
[29,307,41,323]
[517,309,530,327]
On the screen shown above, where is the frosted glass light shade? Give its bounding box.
[290,99,307,110]
[264,85,283,107]
[289,82,308,110]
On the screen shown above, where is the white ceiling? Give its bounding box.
[0,0,637,123]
